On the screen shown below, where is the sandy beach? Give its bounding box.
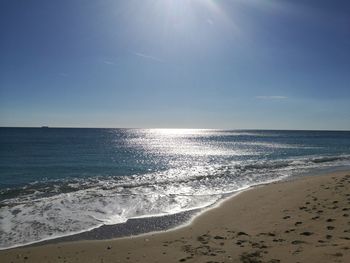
[1,170,350,263]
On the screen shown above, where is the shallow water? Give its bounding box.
[1,128,350,249]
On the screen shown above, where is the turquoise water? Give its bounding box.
[0,128,350,249]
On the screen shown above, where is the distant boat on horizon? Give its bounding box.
[41,126,49,129]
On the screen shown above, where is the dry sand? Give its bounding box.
[1,170,350,263]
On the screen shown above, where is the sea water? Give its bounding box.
[0,128,350,249]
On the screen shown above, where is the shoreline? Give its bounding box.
[7,165,348,251]
[0,170,293,251]
[1,170,350,262]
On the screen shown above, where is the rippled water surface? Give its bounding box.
[1,128,350,249]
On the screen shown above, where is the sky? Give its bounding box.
[0,0,350,130]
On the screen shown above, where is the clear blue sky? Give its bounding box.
[1,0,349,129]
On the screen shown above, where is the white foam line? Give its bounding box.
[0,181,272,251]
[0,173,293,251]
[3,164,348,250]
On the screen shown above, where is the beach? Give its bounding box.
[1,170,349,263]
[1,0,350,261]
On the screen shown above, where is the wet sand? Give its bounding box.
[1,170,350,263]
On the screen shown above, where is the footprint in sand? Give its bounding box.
[300,231,313,236]
[237,231,249,237]
[291,240,306,245]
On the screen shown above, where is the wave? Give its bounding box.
[311,155,350,164]
[0,154,349,250]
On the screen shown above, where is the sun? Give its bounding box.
[153,0,228,27]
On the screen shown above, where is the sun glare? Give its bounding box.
[149,128,205,136]
[154,0,228,27]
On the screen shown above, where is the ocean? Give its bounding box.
[0,128,350,249]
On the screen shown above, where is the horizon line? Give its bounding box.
[1,126,349,132]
